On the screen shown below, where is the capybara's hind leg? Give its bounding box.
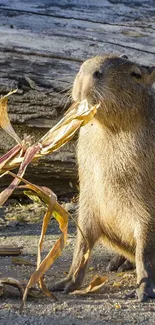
[106,255,126,271]
[118,258,134,272]
[106,255,134,272]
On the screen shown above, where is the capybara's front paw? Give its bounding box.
[51,277,70,292]
[51,277,81,293]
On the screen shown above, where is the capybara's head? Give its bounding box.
[72,54,155,130]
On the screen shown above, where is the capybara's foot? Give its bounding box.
[106,255,134,272]
[50,277,70,292]
[136,280,155,302]
[106,255,125,271]
[51,277,81,293]
[124,285,155,302]
[118,259,134,272]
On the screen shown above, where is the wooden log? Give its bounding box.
[0,246,23,256]
[0,0,154,196]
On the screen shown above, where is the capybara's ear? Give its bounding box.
[141,65,155,86]
[146,66,155,85]
[131,66,142,79]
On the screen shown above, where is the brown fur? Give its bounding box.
[52,54,155,301]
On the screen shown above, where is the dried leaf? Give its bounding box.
[71,274,108,295]
[12,175,56,207]
[40,119,81,155]
[0,100,99,174]
[22,200,68,308]
[39,278,57,300]
[11,257,35,266]
[112,281,122,287]
[6,173,68,308]
[5,172,57,265]
[0,89,22,145]
[0,147,24,173]
[23,190,43,204]
[0,144,21,170]
[36,189,57,267]
[114,302,122,309]
[40,100,99,154]
[0,277,24,295]
[0,99,99,309]
[0,277,43,300]
[0,144,41,206]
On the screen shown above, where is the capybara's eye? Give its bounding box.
[120,54,128,60]
[131,71,142,79]
[93,70,102,79]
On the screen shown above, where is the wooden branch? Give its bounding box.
[0,246,23,256]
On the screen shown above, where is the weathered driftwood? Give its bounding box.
[0,0,154,195]
[0,246,23,256]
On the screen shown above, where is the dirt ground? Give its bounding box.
[1,200,155,325]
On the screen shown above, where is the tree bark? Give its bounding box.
[0,0,154,196]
